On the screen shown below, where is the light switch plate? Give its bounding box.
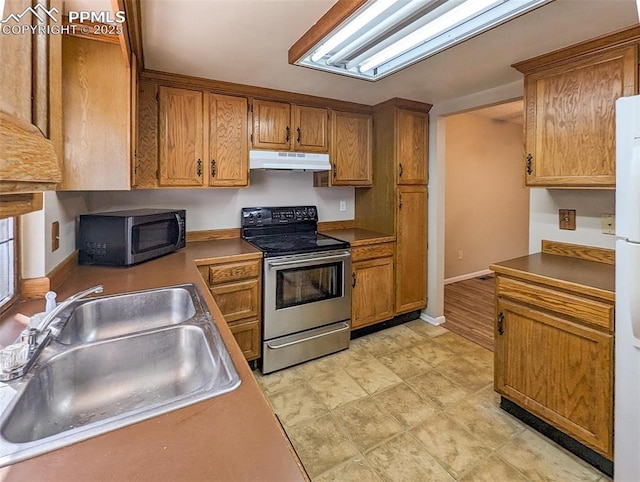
[601,214,615,235]
[559,209,576,230]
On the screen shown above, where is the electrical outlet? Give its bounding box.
[559,209,576,230]
[458,249,463,260]
[601,214,615,235]
[51,221,60,252]
[339,200,347,212]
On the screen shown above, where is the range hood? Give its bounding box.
[249,150,331,171]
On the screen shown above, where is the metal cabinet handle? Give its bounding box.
[332,163,337,179]
[399,163,403,178]
[296,127,301,143]
[497,312,505,335]
[352,272,356,288]
[211,159,217,178]
[399,194,403,210]
[285,126,291,143]
[197,159,202,177]
[526,154,533,175]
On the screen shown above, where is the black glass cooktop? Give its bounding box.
[240,206,350,257]
[244,232,349,258]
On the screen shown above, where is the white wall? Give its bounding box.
[529,189,616,252]
[88,170,355,230]
[21,191,89,278]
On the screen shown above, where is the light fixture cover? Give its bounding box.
[289,0,554,81]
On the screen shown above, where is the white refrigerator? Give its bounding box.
[615,95,640,481]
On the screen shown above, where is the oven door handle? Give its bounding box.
[265,322,350,349]
[267,252,351,268]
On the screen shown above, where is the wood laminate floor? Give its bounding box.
[443,275,495,351]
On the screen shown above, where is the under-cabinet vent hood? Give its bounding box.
[249,150,330,171]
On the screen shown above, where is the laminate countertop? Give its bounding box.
[490,252,615,302]
[321,228,395,247]
[0,239,307,481]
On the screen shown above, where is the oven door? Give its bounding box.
[263,250,351,340]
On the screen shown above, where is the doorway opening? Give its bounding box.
[442,100,529,350]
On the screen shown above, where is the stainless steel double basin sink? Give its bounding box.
[0,284,241,466]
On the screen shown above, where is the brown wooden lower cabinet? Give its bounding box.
[198,257,262,362]
[494,276,614,459]
[228,318,261,361]
[351,242,395,330]
[395,186,428,314]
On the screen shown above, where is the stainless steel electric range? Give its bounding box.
[241,206,351,374]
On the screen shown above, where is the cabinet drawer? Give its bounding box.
[209,259,261,284]
[209,279,260,322]
[352,242,394,262]
[497,276,613,330]
[229,318,261,361]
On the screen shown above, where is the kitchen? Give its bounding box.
[0,0,637,480]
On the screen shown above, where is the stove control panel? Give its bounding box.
[241,206,318,226]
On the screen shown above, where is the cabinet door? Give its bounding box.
[209,279,260,323]
[158,86,204,187]
[352,257,394,329]
[293,105,329,152]
[207,93,249,187]
[251,99,291,150]
[331,111,372,186]
[395,186,427,314]
[495,300,613,458]
[396,109,428,185]
[229,319,261,361]
[524,46,637,187]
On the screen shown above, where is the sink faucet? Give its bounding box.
[36,285,104,334]
[0,285,104,381]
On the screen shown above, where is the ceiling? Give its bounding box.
[470,100,524,124]
[141,0,638,106]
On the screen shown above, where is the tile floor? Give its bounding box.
[253,321,611,482]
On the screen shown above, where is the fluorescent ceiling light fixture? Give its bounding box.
[359,0,501,73]
[290,0,554,81]
[310,0,397,62]
[637,0,640,21]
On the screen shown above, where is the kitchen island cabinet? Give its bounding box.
[491,243,615,465]
[0,239,306,481]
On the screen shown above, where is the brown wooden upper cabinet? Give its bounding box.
[208,94,249,187]
[514,35,638,188]
[158,86,248,188]
[251,99,329,153]
[331,110,373,186]
[396,109,428,185]
[158,86,205,187]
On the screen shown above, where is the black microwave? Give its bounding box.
[78,209,186,266]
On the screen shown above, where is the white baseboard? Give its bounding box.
[419,313,446,326]
[444,269,493,285]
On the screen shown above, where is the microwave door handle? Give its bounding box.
[267,252,350,268]
[174,213,184,249]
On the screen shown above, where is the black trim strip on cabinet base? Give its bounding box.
[500,397,613,478]
[350,310,422,339]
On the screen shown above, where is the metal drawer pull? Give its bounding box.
[497,312,505,335]
[268,253,350,268]
[266,323,349,349]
